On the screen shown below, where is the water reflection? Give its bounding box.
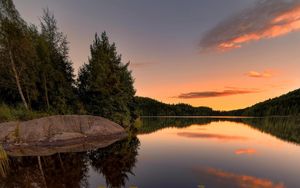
[139,116,300,145]
[0,117,299,187]
[193,167,286,188]
[177,132,249,141]
[88,137,139,188]
[0,137,140,188]
[234,148,257,155]
[136,117,300,187]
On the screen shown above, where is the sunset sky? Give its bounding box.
[14,0,300,110]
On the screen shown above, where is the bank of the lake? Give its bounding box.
[0,115,127,156]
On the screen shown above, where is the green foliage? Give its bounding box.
[0,145,9,178]
[0,104,49,122]
[135,96,215,116]
[0,1,76,114]
[77,32,136,127]
[0,1,137,127]
[228,89,300,116]
[0,0,37,109]
[0,104,11,121]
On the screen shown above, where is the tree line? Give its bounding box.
[135,96,215,116]
[0,0,137,127]
[136,88,300,117]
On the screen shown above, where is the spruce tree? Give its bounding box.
[39,8,75,113]
[78,32,136,126]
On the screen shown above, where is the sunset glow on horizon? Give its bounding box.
[14,0,300,110]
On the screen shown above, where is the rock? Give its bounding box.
[0,115,127,156]
[4,136,125,156]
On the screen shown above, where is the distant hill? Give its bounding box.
[229,88,300,116]
[135,96,215,116]
[135,88,300,117]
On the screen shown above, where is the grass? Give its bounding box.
[0,104,50,123]
[0,146,9,177]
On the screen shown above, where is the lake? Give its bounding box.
[1,117,300,188]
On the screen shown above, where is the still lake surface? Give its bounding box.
[1,117,300,188]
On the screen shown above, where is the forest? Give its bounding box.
[135,96,215,116]
[136,88,300,117]
[0,0,137,128]
[228,88,300,116]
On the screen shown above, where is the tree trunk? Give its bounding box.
[58,153,65,172]
[25,87,31,109]
[43,75,50,110]
[8,47,29,110]
[37,156,47,188]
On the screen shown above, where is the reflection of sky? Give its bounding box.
[193,167,285,188]
[87,120,300,187]
[106,121,300,188]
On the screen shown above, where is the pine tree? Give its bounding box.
[39,8,75,113]
[77,32,136,126]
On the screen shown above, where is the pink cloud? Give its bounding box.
[200,0,300,52]
[246,70,273,78]
[176,88,260,99]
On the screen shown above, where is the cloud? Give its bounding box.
[246,70,273,78]
[235,148,257,155]
[176,88,259,99]
[194,167,286,188]
[200,0,300,51]
[177,132,248,141]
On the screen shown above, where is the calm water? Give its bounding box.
[1,117,300,188]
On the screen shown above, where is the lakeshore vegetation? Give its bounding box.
[0,0,137,127]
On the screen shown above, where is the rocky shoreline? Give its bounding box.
[0,115,127,156]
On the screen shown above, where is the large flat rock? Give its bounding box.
[0,115,127,155]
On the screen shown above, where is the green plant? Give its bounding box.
[0,146,9,177]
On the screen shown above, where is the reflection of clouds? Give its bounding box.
[196,127,207,131]
[235,148,257,155]
[195,167,285,188]
[177,132,248,141]
[200,0,300,51]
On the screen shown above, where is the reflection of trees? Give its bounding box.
[89,136,140,188]
[139,117,215,134]
[139,117,300,145]
[241,117,300,144]
[0,136,140,188]
[0,152,89,188]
